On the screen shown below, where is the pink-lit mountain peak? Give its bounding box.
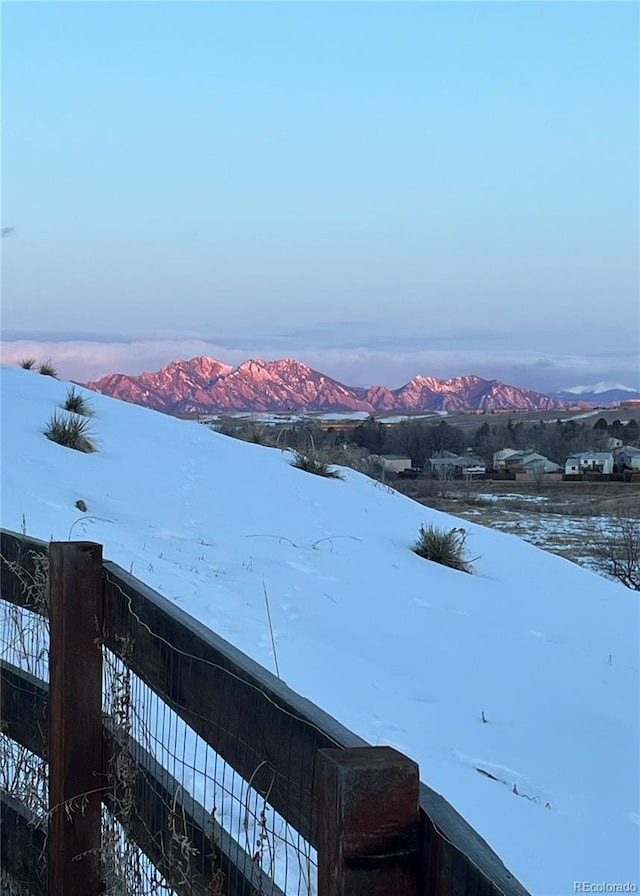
[234,357,316,379]
[164,356,233,381]
[85,356,564,414]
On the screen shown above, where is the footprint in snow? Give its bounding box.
[280,603,300,622]
[287,559,312,574]
[529,629,565,646]
[371,715,406,735]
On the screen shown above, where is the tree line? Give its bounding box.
[332,416,638,467]
[215,414,639,469]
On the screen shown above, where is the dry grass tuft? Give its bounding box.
[38,359,58,378]
[413,524,474,573]
[44,411,96,453]
[290,450,344,479]
[61,386,94,417]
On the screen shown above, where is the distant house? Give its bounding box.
[427,454,486,477]
[501,450,560,473]
[617,446,640,471]
[564,452,614,475]
[426,456,455,477]
[520,453,561,474]
[378,455,412,474]
[492,448,520,468]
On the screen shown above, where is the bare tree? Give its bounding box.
[531,462,546,494]
[593,513,640,590]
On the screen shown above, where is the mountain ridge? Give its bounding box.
[563,381,636,395]
[84,355,567,414]
[552,384,640,406]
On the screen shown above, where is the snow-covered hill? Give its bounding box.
[564,382,637,396]
[555,382,640,406]
[1,366,638,895]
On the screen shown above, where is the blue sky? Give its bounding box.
[1,1,638,391]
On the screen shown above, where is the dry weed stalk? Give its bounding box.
[165,786,199,889]
[1,549,49,669]
[101,639,170,895]
[205,807,225,896]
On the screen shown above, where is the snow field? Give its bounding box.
[1,366,638,895]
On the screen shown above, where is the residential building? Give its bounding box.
[378,455,412,474]
[564,452,614,475]
[617,446,640,471]
[502,450,561,473]
[492,448,520,467]
[427,454,486,477]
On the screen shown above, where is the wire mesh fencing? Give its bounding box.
[0,543,50,896]
[100,567,322,896]
[1,535,321,895]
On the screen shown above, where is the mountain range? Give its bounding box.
[552,382,640,406]
[84,356,567,414]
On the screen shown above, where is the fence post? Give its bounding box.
[48,541,103,896]
[315,746,420,896]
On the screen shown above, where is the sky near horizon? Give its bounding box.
[1,1,638,391]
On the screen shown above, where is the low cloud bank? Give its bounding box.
[2,329,637,394]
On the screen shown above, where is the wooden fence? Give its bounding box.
[0,528,530,896]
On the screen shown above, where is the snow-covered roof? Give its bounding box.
[566,451,614,462]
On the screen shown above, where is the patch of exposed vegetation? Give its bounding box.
[413,524,474,573]
[38,359,58,378]
[43,411,96,453]
[290,450,344,479]
[61,386,94,417]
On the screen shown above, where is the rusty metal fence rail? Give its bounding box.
[0,528,530,896]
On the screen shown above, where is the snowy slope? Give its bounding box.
[1,366,638,895]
